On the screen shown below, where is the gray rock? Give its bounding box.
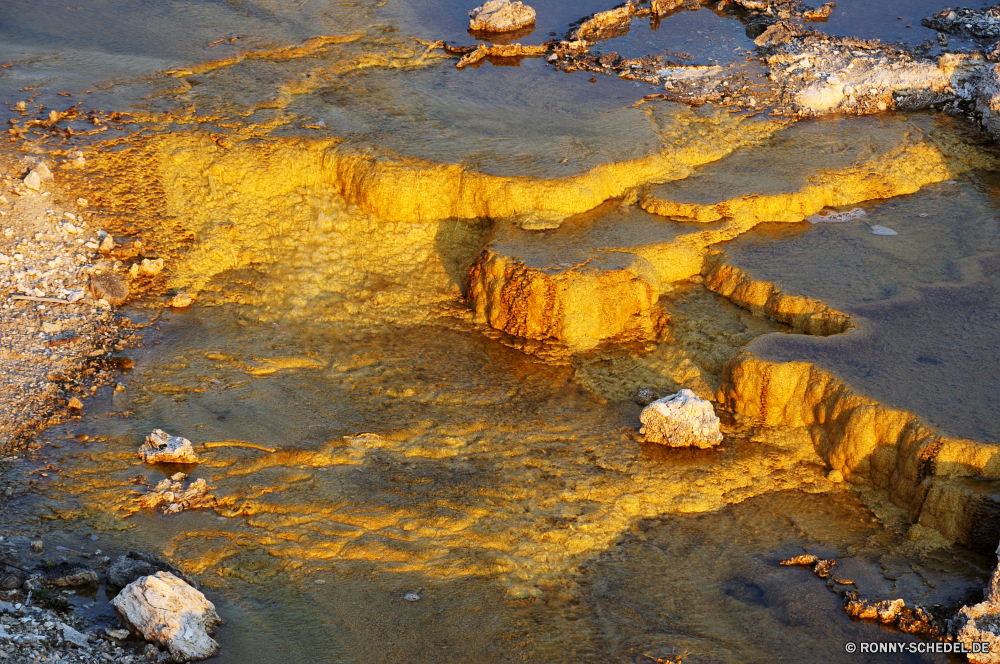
[108,551,194,589]
[60,623,89,647]
[0,570,24,590]
[633,387,660,406]
[45,562,98,587]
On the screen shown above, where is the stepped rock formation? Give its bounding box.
[718,351,1000,554]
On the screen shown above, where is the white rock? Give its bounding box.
[138,257,164,277]
[952,541,1000,663]
[112,572,221,662]
[34,162,53,182]
[807,208,866,224]
[23,170,41,192]
[468,0,535,32]
[138,429,200,464]
[639,389,723,448]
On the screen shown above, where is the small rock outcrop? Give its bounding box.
[639,389,723,448]
[112,571,222,662]
[138,429,200,464]
[468,0,535,32]
[952,542,1000,662]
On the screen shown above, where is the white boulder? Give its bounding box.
[639,389,723,448]
[139,429,199,464]
[112,572,221,662]
[469,0,535,32]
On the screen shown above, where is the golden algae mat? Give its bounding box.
[3,0,1000,662]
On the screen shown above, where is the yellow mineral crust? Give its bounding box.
[718,351,1000,552]
[462,118,989,348]
[703,259,851,336]
[640,140,957,225]
[466,248,666,349]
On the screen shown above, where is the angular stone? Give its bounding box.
[651,0,683,15]
[468,0,536,32]
[112,571,221,662]
[22,170,41,192]
[639,389,724,448]
[137,257,165,277]
[138,429,199,464]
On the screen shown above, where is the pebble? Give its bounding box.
[404,593,421,601]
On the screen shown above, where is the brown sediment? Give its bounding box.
[781,554,943,638]
[203,441,277,453]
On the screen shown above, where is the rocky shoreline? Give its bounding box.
[0,149,142,455]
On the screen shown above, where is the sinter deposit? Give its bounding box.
[639,389,724,448]
[138,430,200,464]
[468,0,535,32]
[112,572,222,663]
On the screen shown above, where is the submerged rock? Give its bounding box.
[112,571,222,662]
[138,429,199,464]
[468,0,535,32]
[639,389,723,448]
[634,387,660,406]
